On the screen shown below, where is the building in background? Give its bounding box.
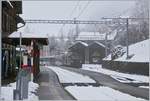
[40,45,53,66]
[9,31,48,81]
[2,1,24,83]
[65,31,117,68]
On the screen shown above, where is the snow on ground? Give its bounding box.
[1,81,39,101]
[65,86,147,101]
[110,75,143,83]
[139,86,149,89]
[26,82,39,101]
[1,87,13,101]
[103,39,149,63]
[46,66,95,83]
[82,64,149,83]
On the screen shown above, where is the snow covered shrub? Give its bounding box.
[111,45,126,60]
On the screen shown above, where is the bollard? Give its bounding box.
[13,89,21,100]
[13,69,30,100]
[15,70,22,100]
[21,69,30,99]
[22,74,29,99]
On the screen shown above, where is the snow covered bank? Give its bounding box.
[27,82,39,100]
[47,66,95,83]
[1,81,39,101]
[65,86,147,101]
[103,39,149,63]
[82,64,149,83]
[82,64,102,69]
[139,86,149,89]
[1,87,13,101]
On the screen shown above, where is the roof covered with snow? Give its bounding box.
[77,41,88,47]
[76,30,117,41]
[89,41,106,48]
[9,31,48,45]
[69,41,88,50]
[103,39,149,63]
[9,31,48,38]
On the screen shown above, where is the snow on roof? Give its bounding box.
[78,41,88,47]
[76,32,105,41]
[89,41,106,48]
[9,31,48,38]
[103,39,150,63]
[107,30,117,40]
[73,41,88,47]
[76,31,117,41]
[69,41,88,49]
[40,55,56,59]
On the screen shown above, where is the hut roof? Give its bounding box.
[69,41,88,50]
[89,41,106,48]
[9,31,48,45]
[76,30,117,41]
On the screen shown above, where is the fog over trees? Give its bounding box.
[48,0,149,55]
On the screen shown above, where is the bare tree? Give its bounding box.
[48,35,58,55]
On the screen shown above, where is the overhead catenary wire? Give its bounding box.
[75,0,91,37]
[68,0,81,35]
[69,0,81,18]
[76,0,91,19]
[58,0,81,37]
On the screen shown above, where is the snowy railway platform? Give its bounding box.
[36,67,75,100]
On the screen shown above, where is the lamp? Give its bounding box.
[16,15,26,29]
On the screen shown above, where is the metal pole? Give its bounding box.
[19,32,22,100]
[126,18,129,59]
[74,18,78,41]
[76,24,78,37]
[105,33,108,57]
[75,18,78,36]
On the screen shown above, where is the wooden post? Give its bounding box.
[32,40,40,81]
[20,32,22,69]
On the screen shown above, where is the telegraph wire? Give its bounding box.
[69,0,81,18]
[76,0,91,19]
[58,0,81,37]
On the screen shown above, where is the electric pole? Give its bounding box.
[102,17,149,59]
[74,18,79,41]
[126,18,129,59]
[105,32,108,57]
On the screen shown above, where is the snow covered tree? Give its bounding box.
[65,29,75,49]
[112,0,149,46]
[130,0,149,43]
[58,33,66,52]
[48,35,58,55]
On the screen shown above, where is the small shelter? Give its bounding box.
[9,31,48,80]
[89,41,106,64]
[68,41,107,67]
[66,31,117,68]
[68,41,88,67]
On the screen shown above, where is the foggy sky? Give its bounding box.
[19,1,136,37]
